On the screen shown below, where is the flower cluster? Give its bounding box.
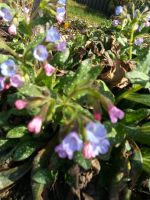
[0,59,24,91]
[57,0,66,24]
[33,26,67,76]
[15,98,43,134]
[83,122,110,159]
[55,122,110,160]
[0,7,17,35]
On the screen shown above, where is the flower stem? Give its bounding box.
[129,28,134,60]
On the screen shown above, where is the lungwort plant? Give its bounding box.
[0,1,150,199]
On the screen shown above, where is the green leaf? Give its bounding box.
[32,169,58,184]
[0,139,17,153]
[67,59,101,94]
[129,141,143,181]
[141,148,150,174]
[18,84,46,97]
[123,109,150,125]
[0,139,9,148]
[0,110,12,125]
[74,152,91,170]
[98,80,115,102]
[126,49,150,87]
[31,181,45,200]
[138,48,150,74]
[105,122,126,147]
[124,93,150,107]
[13,141,38,161]
[0,54,10,63]
[18,20,32,36]
[126,123,150,146]
[0,162,31,190]
[52,48,70,68]
[24,33,46,55]
[126,70,149,87]
[6,126,28,138]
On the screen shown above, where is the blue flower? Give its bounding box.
[135,38,143,46]
[0,59,17,77]
[85,122,110,155]
[115,6,123,15]
[0,8,13,22]
[57,7,66,17]
[33,45,48,61]
[55,132,83,159]
[45,27,61,43]
[58,0,66,5]
[0,77,5,91]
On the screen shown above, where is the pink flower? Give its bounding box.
[10,74,24,88]
[15,99,28,110]
[44,63,56,76]
[56,15,65,24]
[82,142,95,159]
[94,112,102,121]
[4,83,11,90]
[27,116,43,134]
[108,104,124,123]
[145,21,150,27]
[8,24,17,35]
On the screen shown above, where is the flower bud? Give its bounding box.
[27,116,43,134]
[94,112,102,121]
[82,142,95,159]
[15,99,28,110]
[44,63,56,76]
[108,104,124,123]
[8,24,17,35]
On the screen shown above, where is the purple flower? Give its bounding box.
[0,59,17,77]
[56,41,66,52]
[108,105,124,123]
[85,122,110,155]
[0,8,13,22]
[58,0,66,5]
[45,27,61,43]
[112,20,119,26]
[0,77,5,91]
[33,45,48,61]
[57,7,66,17]
[10,74,24,88]
[115,6,123,15]
[55,132,83,159]
[134,38,144,46]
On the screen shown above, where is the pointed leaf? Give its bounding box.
[13,141,39,161]
[124,93,150,107]
[32,169,58,184]
[74,152,91,170]
[6,126,28,138]
[141,148,150,174]
[0,162,31,190]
